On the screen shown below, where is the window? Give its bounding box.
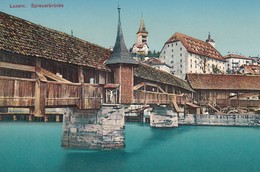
[180,47,182,51]
[172,49,173,52]
[180,53,182,57]
[172,55,174,58]
[164,51,166,54]
[168,45,169,47]
[180,59,182,62]
[190,64,192,68]
[180,64,182,68]
[176,43,178,46]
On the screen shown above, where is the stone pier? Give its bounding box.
[61,104,125,150]
[150,106,178,127]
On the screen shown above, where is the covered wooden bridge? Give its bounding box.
[0,11,193,121]
[187,74,260,114]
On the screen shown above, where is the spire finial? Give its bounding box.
[117,4,121,13]
[208,32,211,39]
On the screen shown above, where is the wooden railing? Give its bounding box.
[230,99,260,107]
[0,76,103,109]
[215,98,260,108]
[45,82,81,107]
[133,90,186,105]
[0,76,35,107]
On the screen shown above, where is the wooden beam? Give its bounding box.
[134,82,166,93]
[133,82,145,90]
[78,66,84,83]
[34,58,45,117]
[0,62,35,72]
[36,72,47,82]
[41,68,71,83]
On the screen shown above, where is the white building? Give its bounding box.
[159,32,226,79]
[224,54,252,73]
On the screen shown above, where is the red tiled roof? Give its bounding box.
[186,73,260,90]
[240,65,260,75]
[143,58,164,65]
[166,32,225,61]
[224,53,250,60]
[0,12,111,71]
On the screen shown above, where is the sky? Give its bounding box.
[1,0,260,57]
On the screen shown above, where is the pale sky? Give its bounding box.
[1,0,260,57]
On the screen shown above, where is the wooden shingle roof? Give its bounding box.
[187,73,260,91]
[166,32,225,61]
[0,12,111,70]
[134,63,194,92]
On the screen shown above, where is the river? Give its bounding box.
[0,122,260,172]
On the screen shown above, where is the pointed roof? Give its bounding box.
[105,7,138,65]
[137,17,148,34]
[166,32,224,61]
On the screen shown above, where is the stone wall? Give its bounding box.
[61,105,125,150]
[179,113,260,126]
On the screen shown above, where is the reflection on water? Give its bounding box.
[0,122,260,172]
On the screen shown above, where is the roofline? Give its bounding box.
[164,40,226,62]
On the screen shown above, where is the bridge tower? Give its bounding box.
[61,6,136,150]
[105,6,138,104]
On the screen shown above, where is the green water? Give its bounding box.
[0,122,260,172]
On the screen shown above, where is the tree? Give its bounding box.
[212,64,223,74]
[195,56,210,73]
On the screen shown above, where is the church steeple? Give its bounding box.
[137,15,148,34]
[105,6,138,65]
[136,15,148,44]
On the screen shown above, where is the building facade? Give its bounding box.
[224,53,252,73]
[159,32,226,79]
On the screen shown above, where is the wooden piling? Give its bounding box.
[56,115,60,122]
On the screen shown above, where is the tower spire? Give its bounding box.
[105,6,138,65]
[137,15,148,34]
